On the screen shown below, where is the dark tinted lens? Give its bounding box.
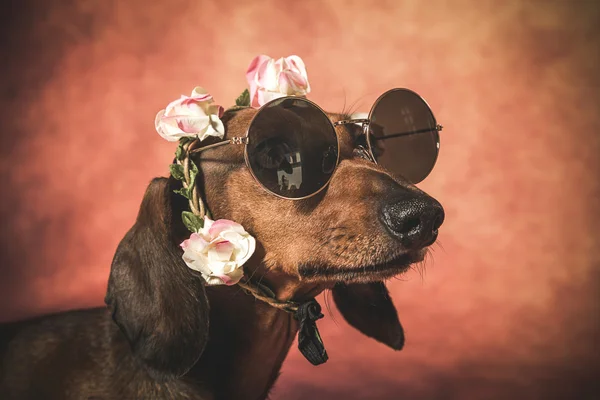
[246,97,338,199]
[368,89,439,183]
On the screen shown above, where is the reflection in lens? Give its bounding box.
[277,151,302,191]
[368,89,439,183]
[246,97,339,199]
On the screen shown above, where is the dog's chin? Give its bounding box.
[298,249,428,284]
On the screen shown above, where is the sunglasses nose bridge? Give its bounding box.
[332,118,371,128]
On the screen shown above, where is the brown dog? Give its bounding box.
[0,107,444,400]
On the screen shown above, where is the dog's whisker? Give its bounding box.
[415,261,426,283]
[331,235,355,269]
[340,91,348,119]
[406,257,423,281]
[323,290,339,326]
[426,248,435,267]
[256,269,268,288]
[393,274,410,282]
[412,249,434,283]
[434,240,447,254]
[339,96,364,119]
[305,227,347,258]
[240,259,266,291]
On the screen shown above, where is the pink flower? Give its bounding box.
[155,87,225,142]
[180,217,256,286]
[246,55,311,108]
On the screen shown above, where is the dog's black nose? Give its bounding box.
[380,196,444,249]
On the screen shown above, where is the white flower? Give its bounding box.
[246,55,311,108]
[155,87,225,142]
[180,217,256,286]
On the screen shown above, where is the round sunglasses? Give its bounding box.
[192,88,442,200]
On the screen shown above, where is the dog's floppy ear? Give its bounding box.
[105,177,209,381]
[332,282,404,350]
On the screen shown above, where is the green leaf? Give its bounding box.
[175,144,185,161]
[179,137,194,145]
[235,89,250,107]
[173,187,191,200]
[189,160,199,187]
[182,211,204,233]
[169,164,185,181]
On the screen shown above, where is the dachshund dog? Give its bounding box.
[0,106,444,400]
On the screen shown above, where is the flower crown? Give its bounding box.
[155,55,330,366]
[154,55,311,287]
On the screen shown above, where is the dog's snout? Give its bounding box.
[380,196,444,249]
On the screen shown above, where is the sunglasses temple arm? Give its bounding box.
[189,139,233,154]
[375,125,443,141]
[334,120,442,135]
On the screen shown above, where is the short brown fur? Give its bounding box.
[0,107,443,400]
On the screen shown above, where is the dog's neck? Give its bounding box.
[246,265,332,303]
[189,263,332,400]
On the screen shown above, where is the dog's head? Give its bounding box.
[105,106,444,380]
[206,108,443,283]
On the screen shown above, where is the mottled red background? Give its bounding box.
[1,0,599,398]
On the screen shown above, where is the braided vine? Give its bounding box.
[168,89,298,311]
[169,138,210,232]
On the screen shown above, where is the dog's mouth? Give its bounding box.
[298,249,427,283]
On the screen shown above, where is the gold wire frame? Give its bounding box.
[188,88,443,198]
[191,96,341,201]
[335,88,442,184]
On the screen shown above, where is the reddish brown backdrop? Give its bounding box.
[1,1,599,398]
